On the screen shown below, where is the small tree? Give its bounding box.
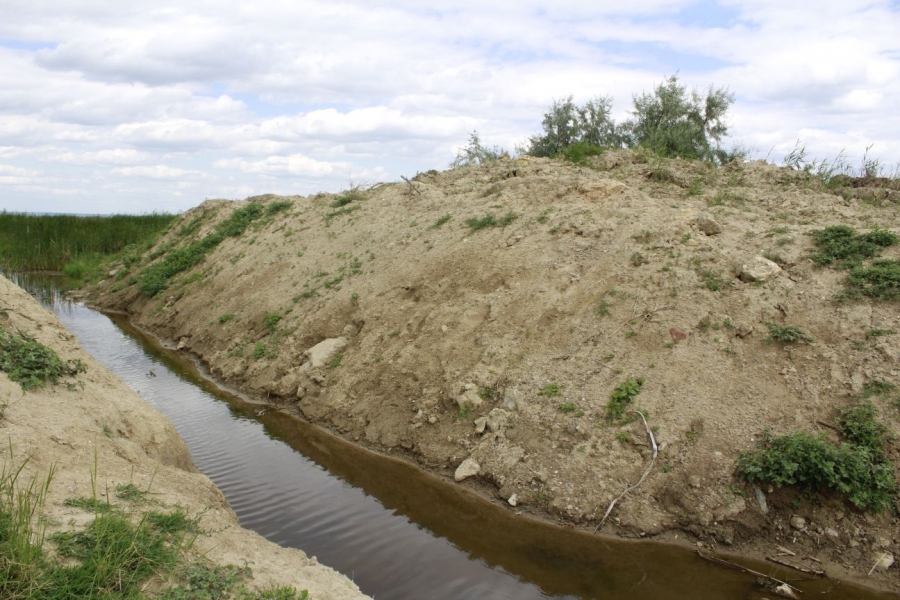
[622,75,734,163]
[450,131,505,168]
[523,95,620,157]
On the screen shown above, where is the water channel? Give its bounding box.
[15,274,895,600]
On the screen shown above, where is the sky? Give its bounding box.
[1,1,899,215]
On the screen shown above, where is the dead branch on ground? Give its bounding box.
[594,410,657,531]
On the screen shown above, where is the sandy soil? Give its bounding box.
[0,274,370,599]
[86,150,900,592]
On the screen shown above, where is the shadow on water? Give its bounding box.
[9,273,896,600]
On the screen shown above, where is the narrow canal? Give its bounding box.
[16,274,893,600]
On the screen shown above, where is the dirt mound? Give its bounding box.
[88,149,900,590]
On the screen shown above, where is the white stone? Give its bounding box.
[304,337,348,368]
[740,256,782,283]
[508,494,518,507]
[474,417,488,434]
[456,384,483,410]
[874,552,894,571]
[454,458,480,482]
[486,408,509,432]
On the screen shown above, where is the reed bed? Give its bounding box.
[0,212,176,273]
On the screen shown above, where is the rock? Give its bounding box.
[754,488,769,514]
[474,417,488,434]
[774,583,799,599]
[669,327,687,343]
[695,212,722,235]
[486,408,508,432]
[428,416,437,424]
[688,475,701,489]
[176,337,189,350]
[508,493,518,507]
[790,516,807,531]
[454,458,480,482]
[735,323,754,338]
[739,256,781,282]
[304,337,349,368]
[456,383,484,410]
[873,552,894,571]
[825,527,840,540]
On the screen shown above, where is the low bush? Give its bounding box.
[263,312,282,332]
[735,428,896,512]
[465,211,518,232]
[845,259,900,301]
[606,377,644,421]
[765,323,814,344]
[809,225,898,267]
[451,131,505,167]
[0,326,86,390]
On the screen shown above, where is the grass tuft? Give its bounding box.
[465,211,518,232]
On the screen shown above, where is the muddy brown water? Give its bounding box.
[15,274,897,600]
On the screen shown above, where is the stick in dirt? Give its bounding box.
[594,410,657,531]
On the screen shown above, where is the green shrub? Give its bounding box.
[622,75,735,164]
[765,323,814,344]
[735,429,896,512]
[429,214,452,229]
[265,200,293,215]
[465,211,518,232]
[809,225,898,267]
[845,259,900,300]
[451,131,505,167]
[839,403,888,457]
[523,76,740,164]
[218,313,235,324]
[0,326,86,390]
[523,96,621,157]
[252,342,269,359]
[538,383,561,397]
[562,142,605,165]
[263,312,282,332]
[606,377,644,421]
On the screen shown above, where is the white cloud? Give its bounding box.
[111,165,206,179]
[0,1,897,213]
[214,154,346,177]
[43,148,151,165]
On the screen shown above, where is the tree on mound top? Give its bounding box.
[522,74,739,165]
[622,74,735,164]
[521,95,621,158]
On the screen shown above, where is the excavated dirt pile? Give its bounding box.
[87,149,900,590]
